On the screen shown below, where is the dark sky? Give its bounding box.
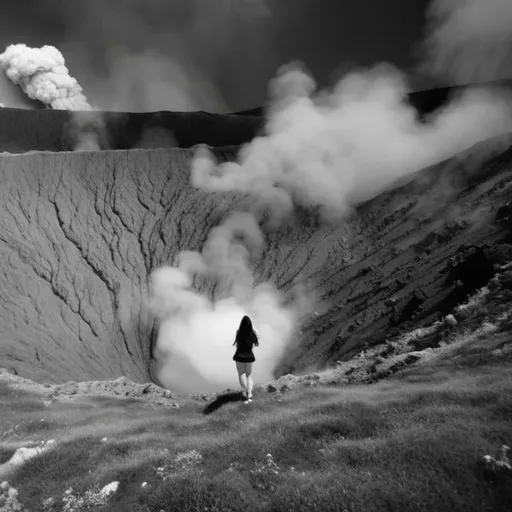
[0,0,431,112]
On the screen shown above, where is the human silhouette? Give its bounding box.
[233,315,259,403]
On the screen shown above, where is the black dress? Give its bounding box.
[233,344,255,363]
[233,332,258,363]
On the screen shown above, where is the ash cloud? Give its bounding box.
[0,44,91,110]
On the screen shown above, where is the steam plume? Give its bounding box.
[66,111,105,152]
[192,63,512,224]
[149,212,304,393]
[0,44,91,110]
[421,0,512,84]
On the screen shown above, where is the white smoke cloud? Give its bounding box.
[149,212,303,392]
[422,0,512,84]
[191,63,512,223]
[0,68,39,109]
[0,43,91,111]
[66,111,105,152]
[176,212,265,301]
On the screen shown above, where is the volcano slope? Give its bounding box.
[1,130,512,386]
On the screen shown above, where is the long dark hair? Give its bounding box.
[233,315,259,347]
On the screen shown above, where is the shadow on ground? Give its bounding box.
[202,392,246,415]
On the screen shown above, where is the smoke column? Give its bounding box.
[66,111,105,152]
[191,62,512,222]
[421,0,512,84]
[149,212,305,394]
[0,44,91,110]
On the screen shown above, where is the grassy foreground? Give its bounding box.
[1,353,511,512]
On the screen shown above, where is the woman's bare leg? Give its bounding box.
[245,363,254,399]
[236,362,248,396]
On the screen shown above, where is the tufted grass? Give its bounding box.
[0,350,510,512]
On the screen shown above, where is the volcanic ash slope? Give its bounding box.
[1,139,512,385]
[0,147,321,384]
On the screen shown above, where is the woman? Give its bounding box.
[233,315,259,403]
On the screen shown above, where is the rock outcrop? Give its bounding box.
[279,138,512,373]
